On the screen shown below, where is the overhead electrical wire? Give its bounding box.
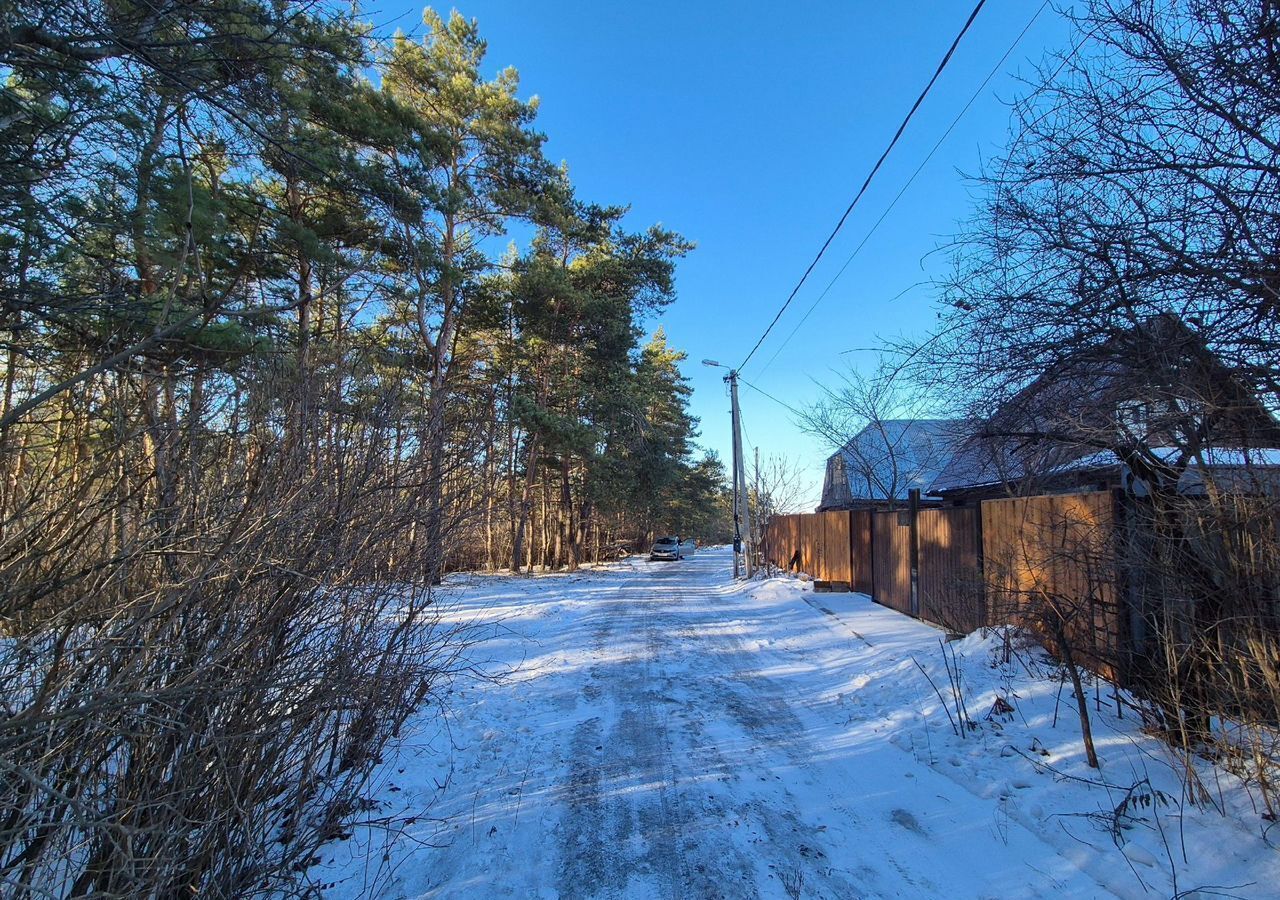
[737,0,989,373]
[739,405,756,460]
[740,376,853,452]
[740,378,806,420]
[752,0,1051,380]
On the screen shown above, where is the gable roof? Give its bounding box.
[927,315,1280,496]
[821,419,968,508]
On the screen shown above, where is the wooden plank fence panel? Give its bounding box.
[788,514,798,570]
[768,514,801,570]
[812,513,829,580]
[917,506,984,633]
[872,509,912,615]
[789,514,800,570]
[820,511,852,583]
[850,510,873,594]
[767,511,868,587]
[980,491,1125,682]
[782,515,796,569]
[763,516,779,568]
[783,515,797,569]
[799,514,820,575]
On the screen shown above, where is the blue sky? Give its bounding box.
[382,1,1073,506]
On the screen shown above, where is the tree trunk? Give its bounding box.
[560,457,575,570]
[513,434,540,573]
[1052,614,1100,768]
[540,477,551,571]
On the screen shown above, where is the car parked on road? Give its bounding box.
[649,536,681,561]
[649,536,695,561]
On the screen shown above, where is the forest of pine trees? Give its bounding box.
[0,2,730,894]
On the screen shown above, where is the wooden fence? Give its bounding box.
[871,510,911,615]
[764,489,1127,681]
[919,506,985,634]
[805,507,987,631]
[982,492,1124,682]
[764,510,871,594]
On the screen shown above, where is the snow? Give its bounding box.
[826,419,969,506]
[313,547,1280,899]
[930,444,1280,496]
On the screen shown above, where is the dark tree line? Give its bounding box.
[0,2,728,895]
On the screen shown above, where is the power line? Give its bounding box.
[740,377,852,452]
[754,0,1051,380]
[740,377,806,419]
[737,0,989,372]
[739,403,756,458]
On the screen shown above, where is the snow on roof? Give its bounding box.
[928,444,1280,495]
[826,420,969,504]
[1049,446,1280,470]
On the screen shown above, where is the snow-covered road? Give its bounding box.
[318,546,1280,899]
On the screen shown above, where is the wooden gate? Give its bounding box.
[850,510,873,594]
[917,506,984,633]
[872,510,912,615]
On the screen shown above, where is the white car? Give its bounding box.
[649,536,695,561]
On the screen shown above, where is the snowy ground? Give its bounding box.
[314,546,1280,899]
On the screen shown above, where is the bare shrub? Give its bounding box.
[1124,483,1280,813]
[0,357,476,897]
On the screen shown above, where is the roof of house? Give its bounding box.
[821,419,969,508]
[927,315,1280,496]
[929,446,1280,496]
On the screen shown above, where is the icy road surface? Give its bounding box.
[317,546,1280,899]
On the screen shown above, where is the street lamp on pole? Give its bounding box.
[702,359,753,579]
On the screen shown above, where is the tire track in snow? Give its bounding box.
[554,555,868,899]
[319,548,1129,898]
[656,564,879,898]
[554,561,758,898]
[555,554,1110,900]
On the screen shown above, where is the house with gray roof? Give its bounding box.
[925,315,1280,501]
[818,419,969,511]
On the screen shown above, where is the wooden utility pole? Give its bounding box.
[730,390,741,579]
[703,359,753,579]
[730,371,753,577]
[754,445,761,572]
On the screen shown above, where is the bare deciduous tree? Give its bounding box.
[911,0,1280,800]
